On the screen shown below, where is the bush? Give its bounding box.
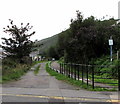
[20,56,32,64]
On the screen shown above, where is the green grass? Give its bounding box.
[32,60,47,66]
[33,60,48,75]
[34,65,41,75]
[46,62,116,91]
[90,55,119,87]
[94,79,118,86]
[57,57,64,63]
[2,64,30,83]
[93,75,118,86]
[2,59,47,83]
[88,74,118,86]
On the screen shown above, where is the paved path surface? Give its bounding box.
[1,62,119,103]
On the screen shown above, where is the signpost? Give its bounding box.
[109,36,113,61]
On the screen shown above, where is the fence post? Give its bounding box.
[118,60,120,91]
[60,63,61,73]
[82,65,84,84]
[86,65,89,86]
[61,63,62,74]
[78,65,80,80]
[74,64,76,80]
[62,63,63,74]
[64,63,66,75]
[68,64,70,78]
[67,64,69,77]
[65,63,67,76]
[92,64,94,89]
[62,63,64,74]
[65,63,68,76]
[70,64,72,78]
[70,63,71,78]
[66,64,68,77]
[71,64,73,79]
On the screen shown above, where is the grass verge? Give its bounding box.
[2,64,30,83]
[34,65,41,75]
[32,60,47,66]
[46,62,116,91]
[93,75,118,86]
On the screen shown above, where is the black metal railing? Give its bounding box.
[58,62,120,90]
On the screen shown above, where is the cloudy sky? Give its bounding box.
[0,0,119,43]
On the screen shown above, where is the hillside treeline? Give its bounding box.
[47,11,120,63]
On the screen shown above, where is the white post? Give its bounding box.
[117,51,119,60]
[109,36,113,62]
[110,45,112,61]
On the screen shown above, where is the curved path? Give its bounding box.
[2,62,119,103]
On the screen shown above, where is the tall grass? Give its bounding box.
[2,58,31,83]
[2,64,30,83]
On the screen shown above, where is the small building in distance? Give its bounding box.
[29,51,41,61]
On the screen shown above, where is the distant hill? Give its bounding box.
[33,34,59,54]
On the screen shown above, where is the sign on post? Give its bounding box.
[109,37,113,61]
[109,39,113,46]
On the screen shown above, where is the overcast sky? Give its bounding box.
[0,0,120,43]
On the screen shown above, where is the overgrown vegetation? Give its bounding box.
[1,20,36,83]
[89,54,119,86]
[92,53,119,76]
[2,58,30,83]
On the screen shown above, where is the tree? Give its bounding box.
[2,19,35,61]
[47,46,59,59]
[57,12,120,64]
